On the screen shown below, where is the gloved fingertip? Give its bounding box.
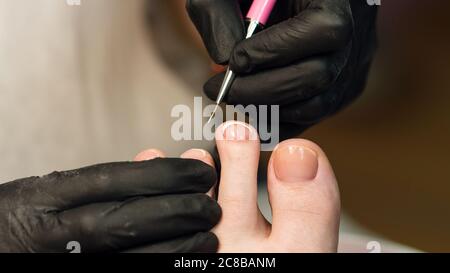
[179,158,217,191]
[230,46,252,74]
[207,197,222,224]
[201,232,220,253]
[203,73,225,100]
[192,232,219,253]
[197,163,218,190]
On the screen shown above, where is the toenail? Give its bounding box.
[222,121,252,141]
[182,149,208,159]
[273,145,318,182]
[134,149,164,161]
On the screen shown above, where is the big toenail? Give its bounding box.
[222,122,251,141]
[274,145,318,182]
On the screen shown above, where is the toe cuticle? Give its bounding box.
[221,121,256,141]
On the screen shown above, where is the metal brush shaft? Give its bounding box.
[207,20,260,124]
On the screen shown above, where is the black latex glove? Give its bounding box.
[0,159,220,253]
[187,0,378,139]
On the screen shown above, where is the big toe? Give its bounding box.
[267,139,340,252]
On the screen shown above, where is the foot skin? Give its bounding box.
[136,121,340,253]
[215,121,340,253]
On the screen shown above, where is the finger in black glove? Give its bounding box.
[187,0,378,138]
[0,158,220,253]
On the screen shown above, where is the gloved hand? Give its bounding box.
[187,0,378,138]
[0,159,220,253]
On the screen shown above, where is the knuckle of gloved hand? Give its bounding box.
[78,213,100,238]
[40,171,65,187]
[46,166,112,194]
[85,165,116,192]
[309,59,338,90]
[0,176,39,205]
[317,11,353,48]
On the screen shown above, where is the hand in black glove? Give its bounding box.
[0,159,220,253]
[187,0,378,138]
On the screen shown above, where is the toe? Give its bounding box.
[134,149,166,161]
[215,121,266,234]
[181,149,215,166]
[267,139,340,252]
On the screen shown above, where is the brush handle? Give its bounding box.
[246,0,277,25]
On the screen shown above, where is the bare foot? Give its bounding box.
[187,121,339,252]
[137,121,340,252]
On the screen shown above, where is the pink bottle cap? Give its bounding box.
[246,0,277,25]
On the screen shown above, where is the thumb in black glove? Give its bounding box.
[187,0,378,139]
[0,158,220,253]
